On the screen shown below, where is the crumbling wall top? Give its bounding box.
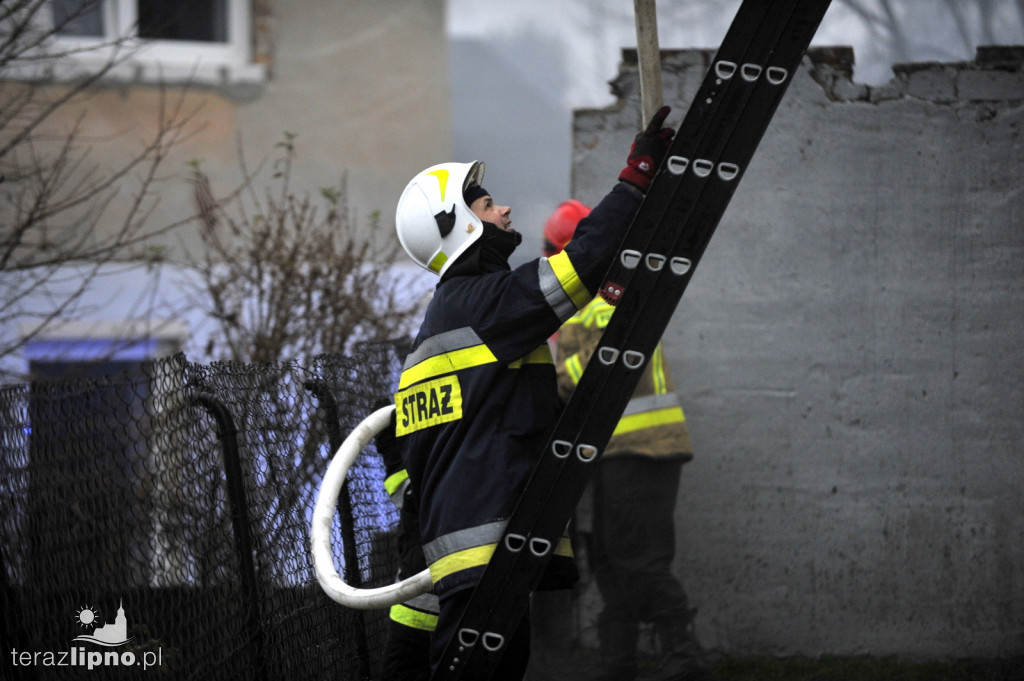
[614,45,1024,109]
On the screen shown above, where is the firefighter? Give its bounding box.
[544,202,708,681]
[390,106,675,680]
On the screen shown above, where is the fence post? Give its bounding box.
[192,393,268,681]
[304,380,373,680]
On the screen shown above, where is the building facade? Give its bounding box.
[1,0,449,375]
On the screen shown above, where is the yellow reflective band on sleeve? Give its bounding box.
[613,406,686,436]
[555,537,573,558]
[429,544,497,584]
[399,344,497,389]
[395,375,463,436]
[566,354,584,385]
[389,603,439,632]
[384,469,409,497]
[548,251,591,311]
[509,344,553,369]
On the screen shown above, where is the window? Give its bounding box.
[23,319,188,374]
[52,0,105,37]
[22,320,188,589]
[137,0,228,42]
[40,0,264,86]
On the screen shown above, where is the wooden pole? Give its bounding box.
[633,0,664,124]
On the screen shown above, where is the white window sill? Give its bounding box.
[5,53,267,88]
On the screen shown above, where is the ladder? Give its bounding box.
[431,2,834,678]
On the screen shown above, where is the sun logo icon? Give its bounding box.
[76,605,99,629]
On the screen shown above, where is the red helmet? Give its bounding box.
[542,199,591,257]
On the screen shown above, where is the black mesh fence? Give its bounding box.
[0,342,410,680]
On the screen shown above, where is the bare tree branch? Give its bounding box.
[0,0,203,378]
[182,133,419,363]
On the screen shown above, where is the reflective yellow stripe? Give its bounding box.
[613,406,686,436]
[566,354,584,385]
[428,538,574,584]
[509,344,553,369]
[548,251,591,311]
[399,344,497,389]
[389,603,438,632]
[565,297,614,328]
[651,345,667,394]
[563,309,586,326]
[429,544,497,583]
[424,522,505,563]
[385,469,409,497]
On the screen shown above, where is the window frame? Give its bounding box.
[22,319,189,368]
[39,0,264,86]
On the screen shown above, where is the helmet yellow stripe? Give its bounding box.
[426,168,450,202]
[428,251,448,273]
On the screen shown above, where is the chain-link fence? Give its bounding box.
[0,342,409,680]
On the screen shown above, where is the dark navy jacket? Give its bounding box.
[395,182,641,598]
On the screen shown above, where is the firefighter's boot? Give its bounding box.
[591,620,639,681]
[649,611,709,681]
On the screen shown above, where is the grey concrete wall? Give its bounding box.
[571,47,1024,658]
[237,0,451,242]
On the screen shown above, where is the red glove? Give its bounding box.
[618,105,674,193]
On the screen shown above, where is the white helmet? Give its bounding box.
[396,161,487,276]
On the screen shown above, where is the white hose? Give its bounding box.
[311,404,431,610]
